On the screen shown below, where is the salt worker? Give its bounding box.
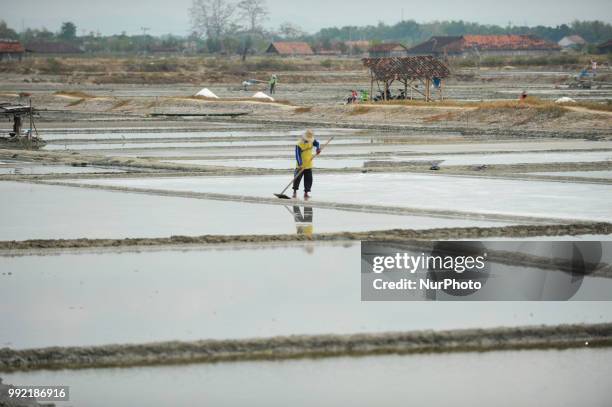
[269,74,278,94]
[293,130,321,200]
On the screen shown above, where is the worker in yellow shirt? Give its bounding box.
[292,130,321,200]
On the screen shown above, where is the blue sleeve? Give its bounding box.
[295,145,302,165]
[313,140,320,149]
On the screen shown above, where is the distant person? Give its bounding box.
[269,74,278,94]
[293,130,321,200]
[346,90,358,104]
[12,115,22,137]
[591,60,598,77]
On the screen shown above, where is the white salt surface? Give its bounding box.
[162,158,368,169]
[411,151,612,166]
[530,170,612,179]
[63,173,612,222]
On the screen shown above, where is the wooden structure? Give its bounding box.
[0,40,25,62]
[0,102,41,141]
[362,56,451,102]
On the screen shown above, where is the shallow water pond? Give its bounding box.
[0,160,125,175]
[1,243,611,349]
[0,181,508,240]
[2,348,611,407]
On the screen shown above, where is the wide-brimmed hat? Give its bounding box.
[303,130,314,142]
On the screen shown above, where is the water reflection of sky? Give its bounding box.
[0,182,508,241]
[3,348,611,407]
[2,243,611,349]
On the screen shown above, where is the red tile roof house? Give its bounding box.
[407,35,560,57]
[0,40,25,62]
[368,43,408,58]
[266,42,314,56]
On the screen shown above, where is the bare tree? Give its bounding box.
[235,0,268,60]
[237,0,268,33]
[190,0,236,40]
[278,22,306,39]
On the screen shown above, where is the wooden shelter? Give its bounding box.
[0,102,41,142]
[362,56,451,102]
[0,40,25,62]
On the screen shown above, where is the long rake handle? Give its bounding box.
[278,136,335,196]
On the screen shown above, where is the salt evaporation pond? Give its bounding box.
[3,348,611,407]
[2,243,611,349]
[0,181,509,241]
[41,128,363,141]
[162,151,612,170]
[407,151,612,166]
[530,170,612,179]
[0,161,125,175]
[69,140,612,162]
[64,173,612,222]
[162,158,370,169]
[77,144,425,158]
[43,138,375,151]
[386,140,612,154]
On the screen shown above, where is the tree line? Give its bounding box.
[313,19,612,46]
[1,0,611,56]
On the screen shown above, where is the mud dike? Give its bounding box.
[0,223,610,251]
[1,324,610,371]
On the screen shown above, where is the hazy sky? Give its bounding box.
[2,0,611,36]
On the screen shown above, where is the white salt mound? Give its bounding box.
[195,88,219,98]
[555,97,576,104]
[252,92,274,101]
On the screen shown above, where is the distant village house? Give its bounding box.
[596,40,612,54]
[266,42,314,56]
[25,41,84,54]
[315,49,341,56]
[407,35,560,58]
[368,43,408,58]
[343,40,369,56]
[0,40,25,62]
[558,35,587,50]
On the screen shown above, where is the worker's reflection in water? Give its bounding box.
[292,205,315,253]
